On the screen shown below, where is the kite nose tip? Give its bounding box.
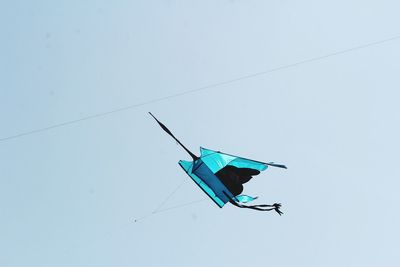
[148,112,157,121]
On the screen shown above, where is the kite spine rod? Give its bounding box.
[149,112,198,160]
[221,150,287,169]
[265,162,287,169]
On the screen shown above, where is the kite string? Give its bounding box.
[1,34,400,143]
[151,199,206,214]
[152,178,187,213]
[134,178,206,222]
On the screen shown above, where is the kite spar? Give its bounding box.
[149,112,198,160]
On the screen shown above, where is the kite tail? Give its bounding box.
[223,192,283,215]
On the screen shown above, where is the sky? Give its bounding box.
[1,1,400,266]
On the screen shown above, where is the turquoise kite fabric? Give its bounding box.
[179,147,267,208]
[149,112,286,215]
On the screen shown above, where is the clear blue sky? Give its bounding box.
[1,1,400,266]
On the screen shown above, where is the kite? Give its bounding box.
[149,112,286,215]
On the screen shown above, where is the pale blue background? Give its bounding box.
[1,1,400,266]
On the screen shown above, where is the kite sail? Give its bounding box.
[149,112,286,215]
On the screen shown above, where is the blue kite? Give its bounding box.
[149,112,286,215]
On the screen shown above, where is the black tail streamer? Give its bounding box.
[223,192,283,215]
